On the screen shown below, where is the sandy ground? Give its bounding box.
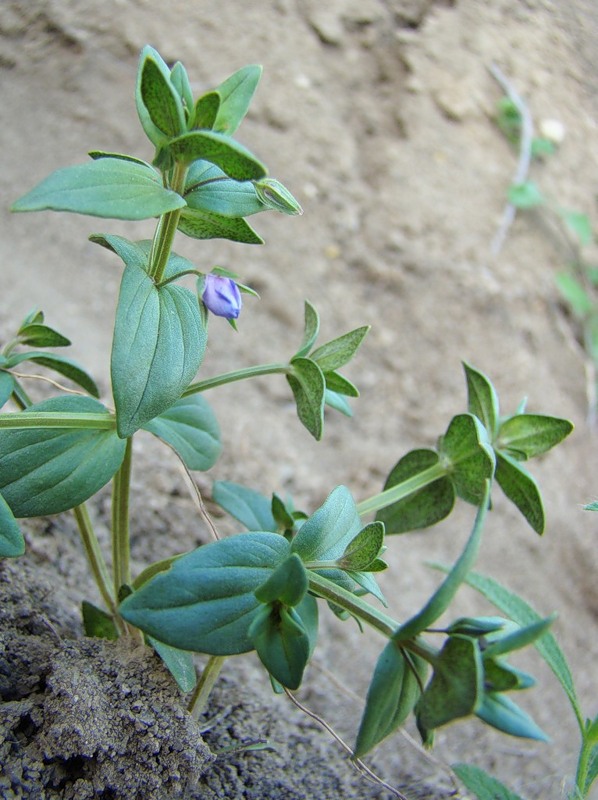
[1,1,598,797]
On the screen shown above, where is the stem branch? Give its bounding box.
[356,462,448,517]
[183,362,289,396]
[188,656,226,719]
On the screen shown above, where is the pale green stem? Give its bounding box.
[111,436,133,595]
[188,656,226,719]
[0,412,115,430]
[183,362,289,396]
[148,161,188,283]
[575,730,594,798]
[356,461,449,517]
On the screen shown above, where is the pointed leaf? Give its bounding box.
[255,553,308,606]
[212,481,277,532]
[17,324,70,348]
[143,395,221,471]
[324,389,353,416]
[167,130,267,180]
[291,485,361,563]
[476,692,548,741]
[287,357,326,440]
[148,636,197,693]
[496,414,573,460]
[119,532,290,654]
[452,763,526,800]
[178,208,263,244]
[136,46,177,147]
[111,262,207,438]
[440,414,495,505]
[376,449,455,534]
[6,352,99,398]
[89,233,149,271]
[339,522,384,571]
[495,452,545,533]
[463,362,499,438]
[12,159,185,220]
[354,641,427,757]
[324,371,359,397]
[81,601,118,640]
[483,616,555,658]
[294,301,320,358]
[310,326,369,372]
[249,604,311,690]
[193,91,220,129]
[0,396,126,517]
[213,64,262,135]
[170,61,194,122]
[0,493,25,557]
[184,160,264,217]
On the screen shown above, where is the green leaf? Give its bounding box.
[354,641,427,757]
[309,326,369,373]
[0,371,14,409]
[323,371,359,397]
[5,352,99,398]
[169,61,194,122]
[496,414,573,460]
[139,47,186,139]
[339,522,385,571]
[295,301,320,358]
[483,659,535,692]
[324,389,353,416]
[459,570,579,716]
[184,160,264,217]
[111,262,207,438]
[287,357,326,440]
[249,602,311,689]
[212,481,277,532]
[416,636,483,731]
[12,158,185,220]
[178,208,263,244]
[255,553,308,606]
[143,395,221,471]
[395,482,491,641]
[147,636,197,693]
[440,414,495,505]
[585,500,598,511]
[494,452,545,533]
[82,601,118,640]
[253,178,303,216]
[508,181,544,209]
[17,323,70,348]
[452,763,526,800]
[463,362,499,438]
[483,616,555,658]
[376,449,455,534]
[476,692,548,741]
[89,233,149,271]
[291,485,361,564]
[585,743,598,795]
[213,64,262,135]
[561,210,593,247]
[136,46,176,148]
[119,532,290,654]
[193,91,220,129]
[0,396,126,517]
[0,493,25,557]
[555,272,593,318]
[166,130,267,180]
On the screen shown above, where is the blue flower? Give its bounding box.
[202,274,242,319]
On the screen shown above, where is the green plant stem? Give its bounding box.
[148,161,188,283]
[183,362,289,396]
[575,731,594,798]
[112,437,133,595]
[307,571,438,665]
[356,462,448,517]
[0,411,115,430]
[188,656,226,719]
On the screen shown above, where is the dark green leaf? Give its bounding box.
[143,395,221,471]
[483,659,535,692]
[0,396,126,517]
[249,603,311,689]
[0,371,14,409]
[324,371,359,397]
[440,414,495,505]
[184,160,264,217]
[376,449,455,534]
[339,522,384,571]
[495,452,545,533]
[416,636,483,730]
[463,362,499,438]
[213,64,262,135]
[291,485,361,564]
[167,130,267,180]
[17,323,70,348]
[12,159,185,220]
[255,553,308,606]
[294,301,320,358]
[193,91,221,129]
[452,763,526,800]
[496,414,573,460]
[139,49,185,138]
[136,46,175,147]
[354,641,427,757]
[310,326,369,373]
[212,481,277,532]
[119,532,290,654]
[287,357,326,440]
[111,262,207,437]
[148,636,196,693]
[0,493,25,557]
[507,181,544,209]
[82,601,118,640]
[476,692,548,741]
[178,208,263,244]
[6,352,99,397]
[271,494,295,531]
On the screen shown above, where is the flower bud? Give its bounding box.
[202,274,242,319]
